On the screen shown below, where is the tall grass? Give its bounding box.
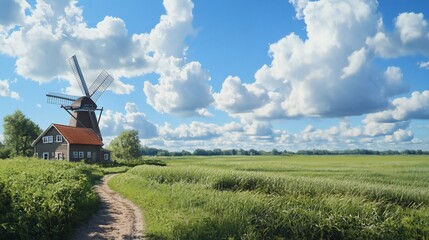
[110,155,429,239]
[0,157,102,239]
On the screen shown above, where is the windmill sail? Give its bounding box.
[46,93,80,105]
[68,55,90,97]
[47,55,114,142]
[88,70,114,102]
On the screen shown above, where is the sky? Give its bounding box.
[0,0,429,152]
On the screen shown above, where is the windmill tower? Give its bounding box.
[46,55,114,141]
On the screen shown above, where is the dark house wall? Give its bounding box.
[34,128,68,160]
[101,149,111,162]
[69,144,102,162]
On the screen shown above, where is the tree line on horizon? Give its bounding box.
[1,110,428,160]
[140,146,429,157]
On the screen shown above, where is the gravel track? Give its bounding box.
[72,174,145,240]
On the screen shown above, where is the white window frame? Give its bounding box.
[56,152,64,160]
[87,151,92,158]
[104,153,109,160]
[42,152,49,160]
[79,151,84,158]
[56,135,63,142]
[73,151,78,159]
[42,136,53,144]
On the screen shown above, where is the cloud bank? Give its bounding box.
[0,0,213,116]
[1,0,429,151]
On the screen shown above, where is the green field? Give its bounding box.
[0,157,102,239]
[109,155,429,239]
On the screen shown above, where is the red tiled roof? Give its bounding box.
[53,124,103,146]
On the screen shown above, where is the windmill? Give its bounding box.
[46,55,114,141]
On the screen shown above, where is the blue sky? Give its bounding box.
[0,0,429,151]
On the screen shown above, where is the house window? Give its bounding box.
[56,152,64,160]
[79,151,84,158]
[87,151,92,158]
[42,136,53,144]
[56,135,63,142]
[42,152,49,160]
[104,153,109,161]
[73,151,78,158]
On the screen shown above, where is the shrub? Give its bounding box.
[0,157,101,239]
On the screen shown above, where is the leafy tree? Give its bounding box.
[249,149,259,156]
[3,110,42,157]
[157,150,170,156]
[271,148,281,155]
[193,149,208,156]
[212,149,223,155]
[108,130,141,160]
[141,146,160,156]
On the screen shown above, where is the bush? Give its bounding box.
[0,157,102,239]
[114,158,167,167]
[0,181,13,238]
[0,147,11,159]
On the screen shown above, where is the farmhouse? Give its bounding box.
[32,124,111,162]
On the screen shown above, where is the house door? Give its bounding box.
[43,152,49,160]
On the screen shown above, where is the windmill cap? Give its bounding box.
[72,96,97,109]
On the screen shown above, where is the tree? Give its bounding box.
[193,149,208,156]
[271,148,280,155]
[108,130,141,160]
[212,149,223,155]
[3,110,42,157]
[141,146,160,156]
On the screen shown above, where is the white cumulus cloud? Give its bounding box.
[144,60,213,116]
[214,76,268,114]
[419,61,429,70]
[159,122,221,141]
[367,12,429,57]
[216,0,407,120]
[365,91,429,123]
[396,12,428,44]
[0,79,20,100]
[384,129,414,143]
[100,102,158,139]
[363,121,409,137]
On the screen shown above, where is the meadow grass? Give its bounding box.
[109,155,429,239]
[0,157,102,239]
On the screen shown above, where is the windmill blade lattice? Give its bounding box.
[68,55,90,97]
[89,70,114,102]
[46,92,80,105]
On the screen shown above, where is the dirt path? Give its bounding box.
[72,174,145,240]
